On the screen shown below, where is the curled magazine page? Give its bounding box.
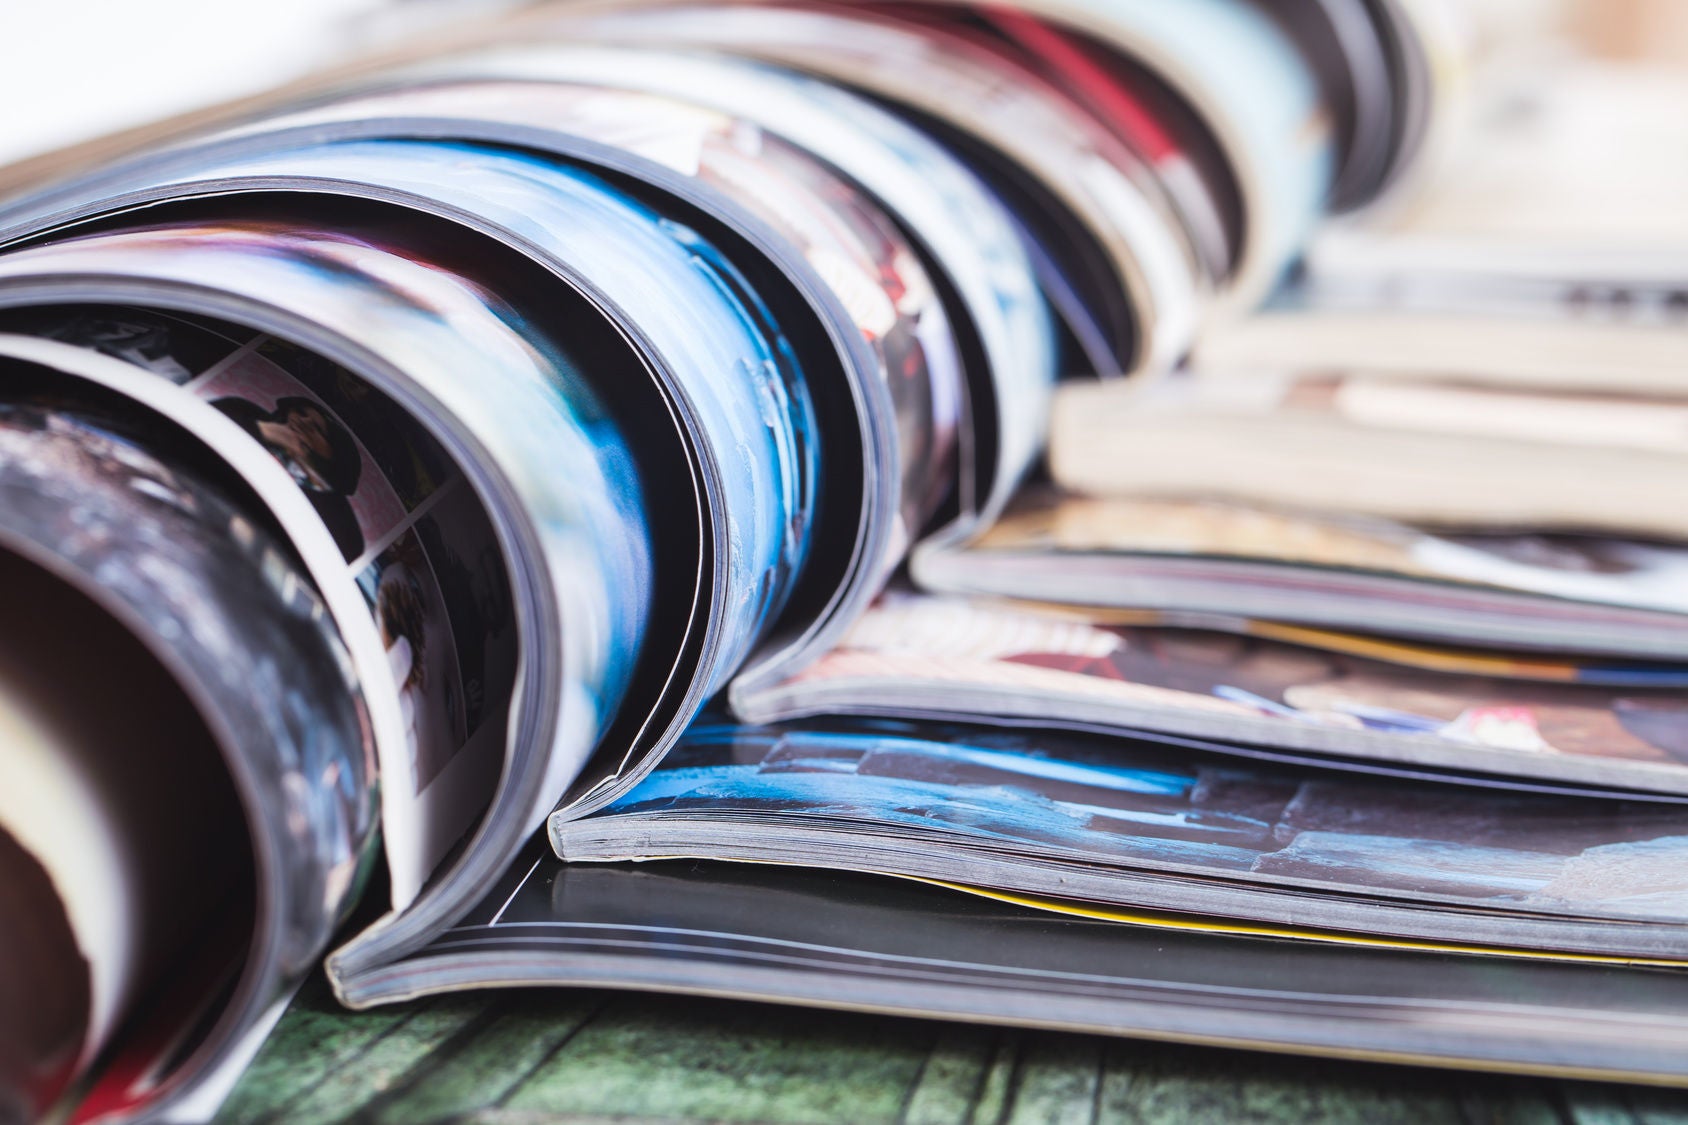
[233,78,962,570]
[0,217,660,950]
[980,7,1238,282]
[551,0,1196,378]
[96,316,517,801]
[0,118,888,807]
[1026,0,1337,307]
[0,306,519,909]
[389,41,1059,521]
[0,374,375,1124]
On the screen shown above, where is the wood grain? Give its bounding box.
[216,975,1688,1124]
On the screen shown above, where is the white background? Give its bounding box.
[0,0,388,167]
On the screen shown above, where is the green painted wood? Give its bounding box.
[503,994,933,1123]
[1455,1081,1575,1125]
[215,976,418,1124]
[1098,1049,1466,1125]
[1567,1085,1688,1125]
[999,1035,1103,1125]
[216,976,1688,1125]
[1628,1090,1688,1125]
[367,994,603,1124]
[1564,1089,1643,1125]
[270,997,490,1125]
[966,1037,1022,1125]
[217,979,492,1125]
[899,1027,998,1125]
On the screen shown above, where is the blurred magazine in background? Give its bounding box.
[1000,0,1688,788]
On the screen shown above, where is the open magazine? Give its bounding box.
[10,1,1688,1121]
[389,851,1688,1085]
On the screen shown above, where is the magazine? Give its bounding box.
[914,486,1688,659]
[2,1,1680,1121]
[737,592,1688,794]
[354,846,1688,1086]
[551,715,1688,956]
[0,363,376,1123]
[1047,345,1688,541]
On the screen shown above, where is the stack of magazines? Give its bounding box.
[6,3,1688,1123]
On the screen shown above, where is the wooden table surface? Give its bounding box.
[219,973,1688,1124]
